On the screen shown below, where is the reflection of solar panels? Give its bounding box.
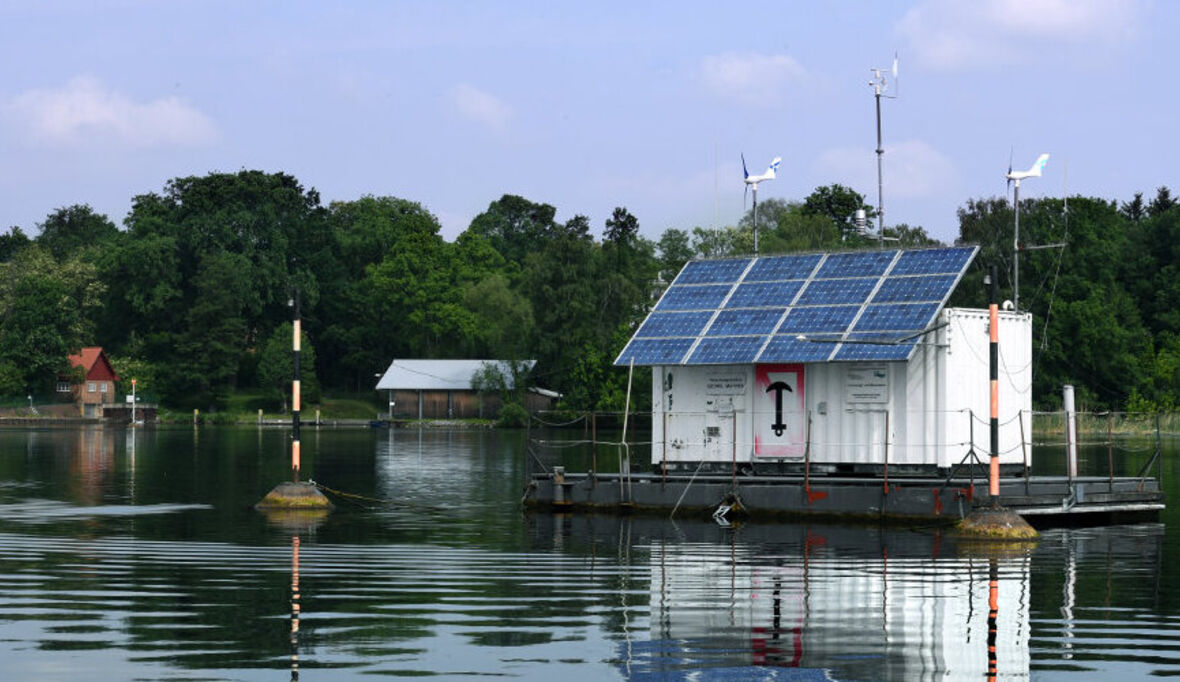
[615,246,978,366]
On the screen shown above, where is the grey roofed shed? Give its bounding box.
[375,359,535,391]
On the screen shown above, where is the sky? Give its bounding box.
[0,0,1174,246]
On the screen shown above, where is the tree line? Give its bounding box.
[0,170,1176,413]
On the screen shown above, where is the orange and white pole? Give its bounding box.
[988,266,1000,506]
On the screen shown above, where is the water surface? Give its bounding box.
[0,425,1176,680]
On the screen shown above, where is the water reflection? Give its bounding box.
[534,517,1035,680]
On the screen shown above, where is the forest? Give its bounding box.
[0,169,1177,413]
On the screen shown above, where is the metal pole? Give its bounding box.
[883,409,890,495]
[1013,183,1021,311]
[1020,410,1030,494]
[591,412,597,481]
[988,266,1000,507]
[752,185,759,255]
[1107,411,1115,493]
[875,90,884,247]
[661,411,667,485]
[131,378,137,424]
[292,290,301,483]
[732,411,737,492]
[1064,385,1077,481]
[804,410,813,500]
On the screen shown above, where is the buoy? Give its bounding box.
[256,481,333,511]
[959,507,1037,540]
[258,503,331,532]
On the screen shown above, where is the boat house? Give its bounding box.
[375,359,559,419]
[615,246,1032,475]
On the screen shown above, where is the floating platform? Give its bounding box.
[523,470,1163,526]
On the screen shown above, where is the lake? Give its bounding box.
[0,424,1176,680]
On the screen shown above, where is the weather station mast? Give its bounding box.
[869,54,898,247]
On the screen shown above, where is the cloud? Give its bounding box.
[814,139,956,201]
[448,83,512,130]
[898,0,1141,71]
[7,76,217,148]
[700,52,807,105]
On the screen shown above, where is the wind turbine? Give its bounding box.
[743,154,781,255]
[1006,152,1049,311]
[869,53,898,247]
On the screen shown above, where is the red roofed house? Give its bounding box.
[64,347,119,417]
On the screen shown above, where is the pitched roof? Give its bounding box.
[68,347,119,382]
[68,347,102,372]
[375,359,535,391]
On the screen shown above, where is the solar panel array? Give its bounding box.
[615,246,978,366]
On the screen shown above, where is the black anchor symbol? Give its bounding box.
[766,381,793,437]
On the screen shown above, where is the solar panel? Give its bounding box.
[832,334,917,362]
[634,311,714,338]
[872,275,958,303]
[795,278,878,306]
[744,253,822,282]
[654,284,733,311]
[778,305,860,335]
[616,338,694,365]
[758,334,836,363]
[615,245,978,366]
[725,281,803,308]
[706,308,785,336]
[688,336,767,364]
[815,250,896,279]
[854,303,940,332]
[890,246,975,275]
[676,258,751,284]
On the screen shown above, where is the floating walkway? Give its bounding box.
[523,470,1163,526]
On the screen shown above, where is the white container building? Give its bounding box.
[616,247,1032,474]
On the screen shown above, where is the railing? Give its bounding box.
[524,408,1171,494]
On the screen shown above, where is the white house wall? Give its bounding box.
[652,307,1033,470]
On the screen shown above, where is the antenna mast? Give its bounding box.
[869,54,898,248]
[1005,153,1049,311]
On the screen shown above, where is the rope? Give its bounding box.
[311,481,448,512]
[529,413,587,428]
[669,458,708,520]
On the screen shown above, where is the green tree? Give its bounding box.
[0,247,104,392]
[258,321,320,411]
[0,227,31,262]
[103,171,328,405]
[801,184,875,238]
[35,205,119,261]
[467,195,557,266]
[462,274,534,358]
[656,228,693,280]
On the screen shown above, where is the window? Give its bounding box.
[100,382,108,393]
[87,382,96,393]
[56,382,70,393]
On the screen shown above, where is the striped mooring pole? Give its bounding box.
[292,289,301,483]
[958,265,1036,539]
[989,265,1000,507]
[255,287,332,513]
